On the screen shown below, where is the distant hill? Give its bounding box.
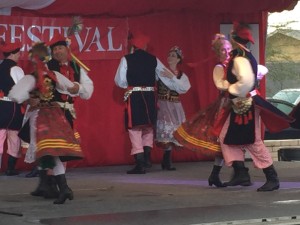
[267,29,300,62]
[268,29,300,40]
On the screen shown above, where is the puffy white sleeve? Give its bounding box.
[228,56,255,97]
[257,64,268,80]
[55,69,94,100]
[77,67,94,99]
[167,73,191,94]
[155,58,165,79]
[114,57,128,89]
[55,71,75,92]
[155,58,191,94]
[8,75,36,103]
[10,66,25,83]
[213,64,229,91]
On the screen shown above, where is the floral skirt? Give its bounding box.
[25,105,83,164]
[155,100,186,149]
[173,96,231,157]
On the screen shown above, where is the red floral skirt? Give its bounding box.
[173,96,231,157]
[35,105,83,161]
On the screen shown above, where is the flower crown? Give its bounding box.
[169,46,183,59]
[29,42,51,63]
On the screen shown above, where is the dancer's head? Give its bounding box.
[211,33,232,63]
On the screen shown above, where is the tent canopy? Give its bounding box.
[6,0,298,16]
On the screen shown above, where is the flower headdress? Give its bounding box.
[29,42,51,63]
[169,46,183,59]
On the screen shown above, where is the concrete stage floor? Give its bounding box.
[1,161,300,225]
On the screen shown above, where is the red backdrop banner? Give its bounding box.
[0,15,128,60]
[0,10,270,172]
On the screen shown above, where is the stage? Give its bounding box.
[1,161,300,225]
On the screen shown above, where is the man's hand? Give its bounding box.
[67,83,80,94]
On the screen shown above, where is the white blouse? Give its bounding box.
[213,64,229,91]
[8,71,77,104]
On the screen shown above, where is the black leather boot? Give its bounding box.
[161,150,176,171]
[223,161,252,186]
[127,153,146,174]
[53,174,74,204]
[5,155,19,176]
[208,165,226,188]
[143,146,152,168]
[31,170,49,197]
[44,175,60,199]
[257,165,280,192]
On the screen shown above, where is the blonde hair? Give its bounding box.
[211,33,231,55]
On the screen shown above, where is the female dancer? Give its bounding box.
[9,42,83,204]
[155,46,191,170]
[174,34,248,187]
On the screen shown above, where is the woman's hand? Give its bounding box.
[160,68,175,79]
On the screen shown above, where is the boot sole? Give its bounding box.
[224,181,252,187]
[257,185,280,192]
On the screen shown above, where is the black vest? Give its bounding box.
[125,49,157,87]
[0,59,24,130]
[124,50,157,128]
[224,48,258,145]
[0,59,17,95]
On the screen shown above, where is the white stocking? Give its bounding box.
[214,155,224,167]
[52,157,66,176]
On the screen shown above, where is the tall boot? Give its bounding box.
[44,175,60,199]
[53,174,74,204]
[223,161,252,186]
[208,165,226,188]
[5,155,19,176]
[257,165,280,192]
[31,170,49,197]
[143,146,152,168]
[127,153,146,174]
[161,150,176,171]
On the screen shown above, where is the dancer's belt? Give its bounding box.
[55,101,76,119]
[124,86,155,101]
[0,96,12,102]
[157,94,180,102]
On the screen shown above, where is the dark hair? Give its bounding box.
[50,41,67,50]
[3,48,20,58]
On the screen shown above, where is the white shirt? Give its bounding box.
[228,56,255,97]
[115,57,191,94]
[8,71,81,104]
[57,62,94,100]
[213,64,229,91]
